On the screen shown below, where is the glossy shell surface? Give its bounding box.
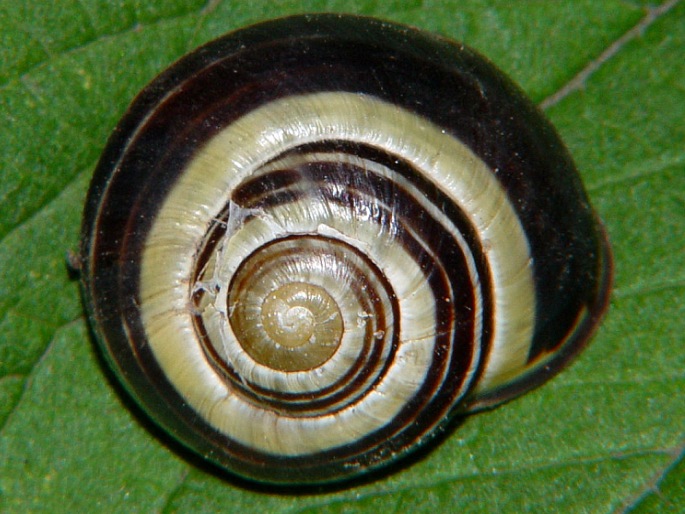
[80,14,612,485]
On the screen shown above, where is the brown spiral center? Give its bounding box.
[230,281,343,371]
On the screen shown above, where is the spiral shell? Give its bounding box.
[80,14,612,485]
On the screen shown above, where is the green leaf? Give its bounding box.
[1,1,683,512]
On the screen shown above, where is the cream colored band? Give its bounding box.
[139,92,535,455]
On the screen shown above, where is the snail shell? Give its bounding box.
[80,14,612,485]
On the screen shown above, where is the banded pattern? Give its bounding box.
[80,14,612,485]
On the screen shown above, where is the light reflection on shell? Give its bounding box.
[79,14,612,485]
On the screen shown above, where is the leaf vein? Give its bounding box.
[286,447,677,513]
[552,374,685,390]
[539,0,681,110]
[587,153,685,192]
[0,316,83,436]
[615,441,685,513]
[158,468,191,514]
[0,3,207,92]
[0,168,90,251]
[613,279,685,300]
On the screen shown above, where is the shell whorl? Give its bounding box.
[80,15,612,485]
[140,92,501,457]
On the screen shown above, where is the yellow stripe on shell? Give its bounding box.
[139,92,535,455]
